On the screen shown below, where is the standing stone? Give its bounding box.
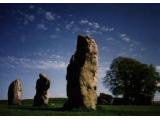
[33,73,50,106]
[64,35,98,110]
[8,79,22,105]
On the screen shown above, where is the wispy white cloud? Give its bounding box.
[99,66,109,79]
[98,61,111,79]
[79,19,114,31]
[106,37,114,42]
[78,19,114,35]
[55,27,60,32]
[34,60,66,70]
[27,15,35,21]
[49,34,58,39]
[45,11,55,21]
[24,14,35,25]
[129,43,134,47]
[117,52,129,57]
[80,19,100,29]
[68,14,73,17]
[29,5,35,9]
[120,34,126,38]
[129,47,134,52]
[120,33,131,43]
[65,21,75,30]
[79,19,88,24]
[122,37,130,43]
[101,26,114,32]
[140,48,145,52]
[37,7,46,14]
[37,24,48,30]
[0,56,67,70]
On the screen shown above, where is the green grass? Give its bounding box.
[0,98,160,116]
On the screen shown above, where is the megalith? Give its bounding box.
[64,35,98,110]
[33,73,50,106]
[8,79,22,105]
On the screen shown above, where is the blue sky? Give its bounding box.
[0,4,160,100]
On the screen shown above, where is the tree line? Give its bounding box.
[103,56,160,105]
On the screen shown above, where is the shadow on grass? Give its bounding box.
[10,105,98,113]
[10,105,64,112]
[16,106,64,111]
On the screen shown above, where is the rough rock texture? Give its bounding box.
[33,73,50,106]
[64,35,98,110]
[8,79,22,105]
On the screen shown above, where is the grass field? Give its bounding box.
[0,98,160,116]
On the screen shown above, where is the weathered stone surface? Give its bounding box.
[8,79,22,105]
[64,35,98,110]
[33,73,50,106]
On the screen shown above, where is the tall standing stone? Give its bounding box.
[64,35,98,110]
[33,73,50,106]
[8,79,22,105]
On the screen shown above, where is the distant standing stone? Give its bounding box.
[64,35,98,110]
[33,73,50,106]
[8,79,22,105]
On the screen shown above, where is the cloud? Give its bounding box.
[29,5,35,9]
[45,12,55,21]
[0,56,67,70]
[37,24,48,30]
[79,19,114,31]
[49,34,58,39]
[99,66,108,79]
[101,26,114,32]
[117,52,129,56]
[68,14,73,17]
[24,14,35,25]
[120,34,126,37]
[79,19,101,29]
[79,19,89,24]
[65,21,75,30]
[140,48,145,52]
[36,60,66,70]
[98,62,110,79]
[122,37,130,42]
[37,7,46,14]
[78,19,114,35]
[27,15,35,21]
[129,43,134,47]
[55,28,60,32]
[91,23,100,29]
[120,33,131,43]
[156,66,160,73]
[129,47,134,52]
[106,37,114,41]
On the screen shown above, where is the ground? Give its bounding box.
[0,98,160,116]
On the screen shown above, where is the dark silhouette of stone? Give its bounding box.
[33,73,50,106]
[63,35,98,110]
[97,93,113,105]
[8,79,22,105]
